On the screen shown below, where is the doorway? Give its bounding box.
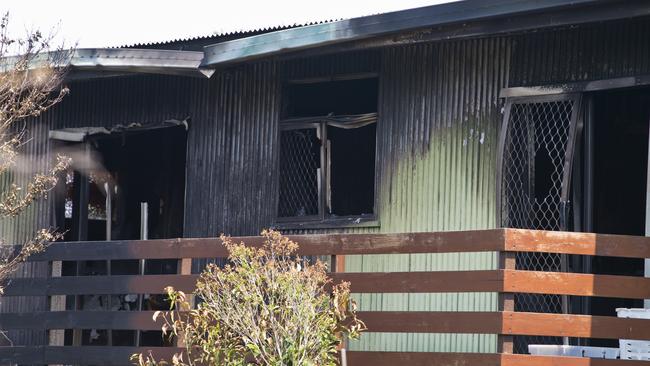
[52,123,187,347]
[57,124,187,241]
[584,88,647,325]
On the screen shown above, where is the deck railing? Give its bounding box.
[1,229,650,365]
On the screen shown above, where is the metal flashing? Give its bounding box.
[1,48,213,79]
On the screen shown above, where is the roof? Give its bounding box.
[201,0,650,67]
[7,0,650,80]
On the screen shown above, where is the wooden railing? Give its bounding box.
[1,229,650,365]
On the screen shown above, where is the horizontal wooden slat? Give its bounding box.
[1,310,503,334]
[6,348,650,366]
[6,310,649,341]
[26,230,506,261]
[8,268,648,299]
[359,311,502,333]
[361,311,650,339]
[3,274,198,296]
[503,270,650,299]
[503,312,650,340]
[0,311,164,330]
[347,352,650,366]
[0,346,182,365]
[21,229,650,261]
[505,229,650,259]
[5,270,505,297]
[334,270,504,293]
[501,353,650,366]
[346,351,501,366]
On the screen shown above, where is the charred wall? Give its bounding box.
[509,16,650,87]
[0,74,208,346]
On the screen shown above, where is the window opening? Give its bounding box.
[278,77,378,222]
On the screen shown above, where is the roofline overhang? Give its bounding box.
[200,0,649,68]
[69,49,214,79]
[1,48,214,80]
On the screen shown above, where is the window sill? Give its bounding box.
[272,216,380,230]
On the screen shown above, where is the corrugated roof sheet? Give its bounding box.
[119,19,341,49]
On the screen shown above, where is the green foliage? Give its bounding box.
[132,230,365,366]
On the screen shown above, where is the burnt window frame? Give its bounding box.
[275,75,380,228]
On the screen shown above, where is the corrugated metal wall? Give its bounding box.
[342,38,509,353]
[183,61,280,237]
[509,16,650,87]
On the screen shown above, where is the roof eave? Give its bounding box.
[69,48,214,79]
[200,0,601,68]
[1,48,214,80]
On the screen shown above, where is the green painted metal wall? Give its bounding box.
[341,37,511,353]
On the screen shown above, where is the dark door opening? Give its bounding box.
[60,125,187,241]
[587,88,647,327]
[54,124,187,347]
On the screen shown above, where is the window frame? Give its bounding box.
[275,116,379,228]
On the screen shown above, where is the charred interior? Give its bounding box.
[56,124,186,347]
[587,88,648,337]
[278,77,378,221]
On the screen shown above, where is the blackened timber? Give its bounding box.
[5,270,504,297]
[27,230,506,261]
[0,346,183,365]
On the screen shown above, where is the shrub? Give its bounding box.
[133,230,365,366]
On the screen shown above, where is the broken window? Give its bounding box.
[278,78,378,222]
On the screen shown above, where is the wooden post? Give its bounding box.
[49,260,66,366]
[48,261,65,346]
[498,252,515,354]
[180,258,194,307]
[331,253,348,362]
[176,258,194,349]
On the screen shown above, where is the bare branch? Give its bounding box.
[0,12,71,329]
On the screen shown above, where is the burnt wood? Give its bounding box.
[3,274,199,296]
[0,346,182,365]
[26,230,506,261]
[20,229,650,263]
[7,269,649,299]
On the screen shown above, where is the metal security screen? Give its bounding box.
[498,94,581,353]
[278,127,321,218]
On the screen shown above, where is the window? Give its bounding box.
[277,78,378,223]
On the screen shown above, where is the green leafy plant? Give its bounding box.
[132,230,365,366]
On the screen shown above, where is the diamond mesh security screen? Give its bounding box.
[278,128,320,218]
[500,96,579,353]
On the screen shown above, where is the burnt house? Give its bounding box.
[2,0,650,363]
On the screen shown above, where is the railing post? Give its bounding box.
[498,251,515,354]
[176,257,194,349]
[48,261,66,343]
[48,260,65,366]
[331,253,348,364]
